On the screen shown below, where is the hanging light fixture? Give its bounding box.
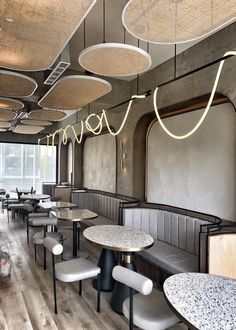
[0,0,96,71]
[21,119,52,126]
[38,75,112,110]
[28,109,66,121]
[122,0,236,44]
[0,70,38,98]
[13,125,45,135]
[0,110,17,121]
[78,0,151,77]
[79,43,151,77]
[0,97,24,110]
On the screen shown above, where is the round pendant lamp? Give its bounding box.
[0,97,24,110]
[0,129,7,132]
[122,0,236,44]
[0,110,17,121]
[0,122,11,129]
[13,125,45,135]
[78,43,152,77]
[21,119,52,126]
[0,70,38,98]
[28,109,66,121]
[38,76,112,110]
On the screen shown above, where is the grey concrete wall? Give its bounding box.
[56,22,236,219]
[147,104,236,221]
[83,133,116,193]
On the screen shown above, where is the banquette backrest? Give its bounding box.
[71,189,139,224]
[123,204,221,256]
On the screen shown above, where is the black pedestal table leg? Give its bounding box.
[93,248,117,292]
[73,222,78,257]
[110,252,136,314]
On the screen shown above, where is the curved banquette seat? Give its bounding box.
[122,203,221,275]
[71,189,139,227]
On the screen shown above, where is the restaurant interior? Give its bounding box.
[0,1,236,329]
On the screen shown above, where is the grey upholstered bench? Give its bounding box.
[122,205,221,275]
[71,190,139,227]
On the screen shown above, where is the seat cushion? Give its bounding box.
[33,231,63,244]
[139,240,198,274]
[29,217,57,226]
[29,212,49,218]
[83,215,114,227]
[55,258,100,283]
[123,289,179,330]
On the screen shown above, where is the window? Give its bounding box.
[0,143,57,194]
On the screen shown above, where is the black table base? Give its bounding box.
[93,248,117,292]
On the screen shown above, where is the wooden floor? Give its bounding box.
[0,210,187,330]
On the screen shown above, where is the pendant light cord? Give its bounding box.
[103,0,106,43]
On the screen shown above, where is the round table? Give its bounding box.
[20,194,50,201]
[50,209,97,258]
[83,225,154,314]
[163,272,236,330]
[38,201,78,210]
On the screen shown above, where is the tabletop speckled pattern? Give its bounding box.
[50,209,97,222]
[164,273,236,330]
[83,225,154,252]
[39,201,77,210]
[20,194,50,200]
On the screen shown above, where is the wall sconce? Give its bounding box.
[120,140,127,171]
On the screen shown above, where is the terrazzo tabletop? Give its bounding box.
[83,225,154,252]
[163,273,236,330]
[39,201,77,210]
[20,194,50,200]
[50,209,97,222]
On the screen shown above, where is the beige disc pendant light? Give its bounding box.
[0,129,7,132]
[0,97,24,110]
[0,122,11,128]
[38,76,112,110]
[21,119,52,126]
[0,0,96,71]
[13,125,45,135]
[28,109,66,121]
[0,70,38,98]
[0,110,17,121]
[79,43,151,77]
[122,0,236,44]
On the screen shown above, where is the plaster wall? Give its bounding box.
[147,104,236,221]
[83,133,116,193]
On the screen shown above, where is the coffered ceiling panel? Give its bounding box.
[21,119,52,126]
[122,0,236,44]
[13,125,45,134]
[0,97,24,110]
[0,110,17,121]
[38,75,112,110]
[0,0,96,71]
[28,109,66,121]
[0,70,38,97]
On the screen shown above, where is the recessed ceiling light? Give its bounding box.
[6,17,13,22]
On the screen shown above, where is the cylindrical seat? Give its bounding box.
[29,217,58,227]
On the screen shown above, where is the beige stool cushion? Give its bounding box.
[29,217,57,226]
[123,289,179,330]
[33,232,63,245]
[55,258,100,283]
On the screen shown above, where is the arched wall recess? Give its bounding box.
[147,103,236,221]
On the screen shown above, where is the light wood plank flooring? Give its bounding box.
[0,211,187,330]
